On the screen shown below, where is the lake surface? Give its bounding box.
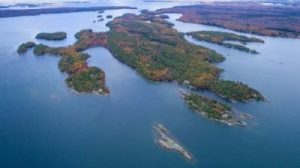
[0,2,300,168]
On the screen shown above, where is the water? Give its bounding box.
[0,2,300,168]
[0,0,197,10]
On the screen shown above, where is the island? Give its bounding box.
[36,32,67,41]
[106,15,113,19]
[155,2,300,38]
[17,42,36,54]
[183,92,252,126]
[187,31,264,54]
[18,13,264,103]
[153,124,193,160]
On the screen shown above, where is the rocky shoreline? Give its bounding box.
[153,124,193,160]
[181,91,253,127]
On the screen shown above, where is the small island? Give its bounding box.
[98,18,104,22]
[106,15,113,19]
[187,31,264,54]
[36,32,67,41]
[183,93,251,126]
[153,124,193,160]
[17,42,36,54]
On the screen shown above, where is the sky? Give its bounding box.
[0,0,111,4]
[0,0,296,5]
[0,0,233,4]
[0,0,138,6]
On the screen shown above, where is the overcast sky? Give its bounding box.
[0,0,223,4]
[2,0,143,3]
[0,0,128,4]
[0,0,296,5]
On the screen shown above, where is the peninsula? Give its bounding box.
[17,42,36,54]
[153,124,193,160]
[19,31,109,95]
[187,31,264,54]
[104,13,264,102]
[209,80,264,102]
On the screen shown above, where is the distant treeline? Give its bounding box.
[0,6,136,18]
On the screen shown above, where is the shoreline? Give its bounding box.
[0,6,137,18]
[153,123,193,161]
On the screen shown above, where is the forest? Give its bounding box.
[17,12,264,111]
[156,3,300,38]
[105,13,264,101]
[36,32,67,41]
[20,32,109,95]
[17,42,36,54]
[188,31,264,54]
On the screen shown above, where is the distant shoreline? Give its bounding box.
[0,6,137,18]
[155,2,300,38]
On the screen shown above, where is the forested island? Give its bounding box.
[106,15,113,19]
[156,2,300,38]
[36,32,67,41]
[183,93,251,126]
[18,12,264,123]
[187,31,264,54]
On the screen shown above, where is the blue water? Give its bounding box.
[0,3,300,168]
